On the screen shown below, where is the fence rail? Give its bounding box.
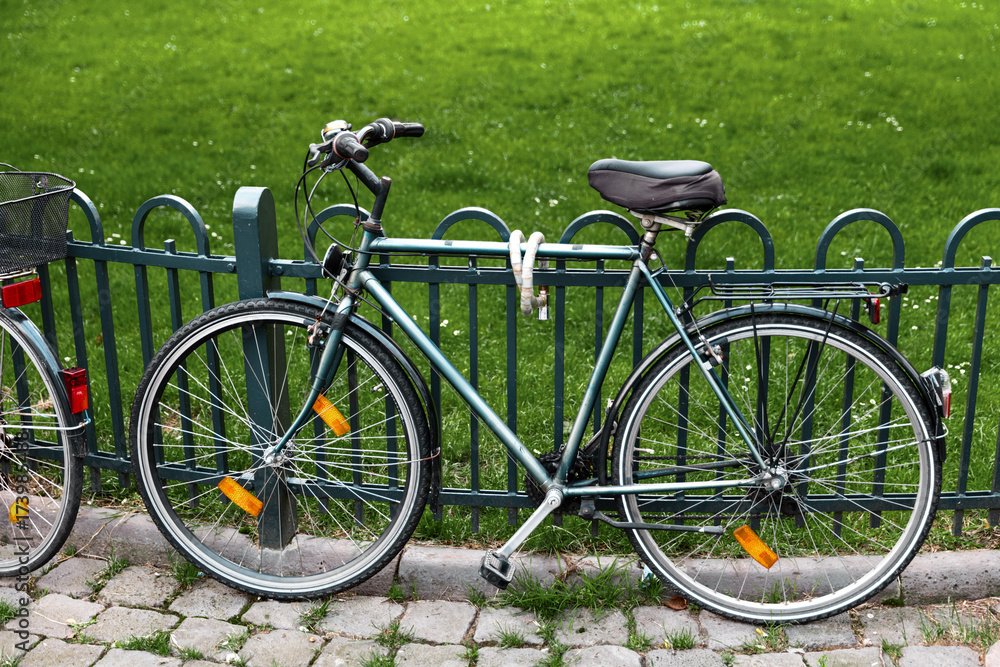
[49,186,1000,535]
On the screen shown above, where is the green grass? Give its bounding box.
[115,630,172,656]
[2,0,1000,555]
[501,562,658,621]
[169,554,203,589]
[299,598,332,634]
[0,601,18,626]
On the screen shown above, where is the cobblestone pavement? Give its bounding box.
[4,552,1000,667]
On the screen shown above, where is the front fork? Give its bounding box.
[260,297,354,465]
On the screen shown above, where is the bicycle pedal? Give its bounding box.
[479,550,516,590]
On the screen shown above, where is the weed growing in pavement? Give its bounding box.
[116,630,172,656]
[373,619,414,652]
[664,627,697,650]
[298,598,331,635]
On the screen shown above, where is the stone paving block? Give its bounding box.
[18,637,103,667]
[397,545,562,601]
[169,616,243,660]
[632,605,702,647]
[348,551,402,599]
[93,648,182,667]
[241,599,309,630]
[398,600,476,644]
[167,578,250,620]
[647,648,727,666]
[553,608,629,648]
[564,644,643,667]
[0,588,30,608]
[476,646,548,667]
[319,596,404,638]
[238,628,322,667]
[988,640,1000,667]
[5,593,104,639]
[802,646,886,667]
[97,566,179,608]
[472,607,543,645]
[733,652,806,666]
[700,611,760,651]
[785,613,857,650]
[857,606,924,645]
[0,630,39,657]
[87,606,179,643]
[395,643,468,667]
[899,644,981,667]
[64,507,132,562]
[314,637,387,667]
[35,558,106,599]
[900,549,1000,605]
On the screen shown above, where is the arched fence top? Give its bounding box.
[304,204,372,261]
[68,189,106,246]
[685,208,775,272]
[131,194,211,256]
[558,210,640,246]
[942,208,1000,269]
[432,207,510,241]
[815,208,905,271]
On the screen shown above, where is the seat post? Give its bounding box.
[638,215,661,262]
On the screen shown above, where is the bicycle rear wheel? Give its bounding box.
[130,299,431,598]
[612,311,939,623]
[0,308,82,576]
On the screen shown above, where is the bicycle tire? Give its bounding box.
[0,308,82,576]
[129,299,431,598]
[612,312,939,623]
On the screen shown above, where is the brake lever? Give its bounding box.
[306,141,333,168]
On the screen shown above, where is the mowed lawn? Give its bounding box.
[2,1,999,550]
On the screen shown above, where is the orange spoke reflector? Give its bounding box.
[8,497,28,524]
[218,477,262,517]
[313,393,350,436]
[733,524,778,569]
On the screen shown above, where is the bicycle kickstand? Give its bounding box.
[479,487,564,589]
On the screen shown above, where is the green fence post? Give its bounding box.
[232,187,297,550]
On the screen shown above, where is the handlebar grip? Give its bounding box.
[393,122,425,138]
[332,132,369,162]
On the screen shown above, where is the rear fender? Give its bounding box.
[597,301,944,481]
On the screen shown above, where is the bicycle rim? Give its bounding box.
[0,311,79,575]
[131,300,429,598]
[613,313,938,622]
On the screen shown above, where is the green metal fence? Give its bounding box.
[48,186,1000,534]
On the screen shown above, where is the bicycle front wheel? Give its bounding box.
[612,311,939,623]
[130,299,431,598]
[0,308,82,576]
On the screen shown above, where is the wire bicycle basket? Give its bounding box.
[0,163,75,275]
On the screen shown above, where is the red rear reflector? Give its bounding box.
[1,278,42,308]
[941,373,952,419]
[61,367,89,414]
[868,297,880,325]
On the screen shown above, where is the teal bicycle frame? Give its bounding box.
[262,205,768,508]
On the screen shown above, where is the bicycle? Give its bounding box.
[128,119,952,623]
[0,164,90,576]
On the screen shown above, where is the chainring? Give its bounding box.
[524,450,594,515]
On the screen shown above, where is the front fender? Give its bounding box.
[265,291,442,510]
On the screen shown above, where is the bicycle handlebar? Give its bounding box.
[306,118,424,168]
